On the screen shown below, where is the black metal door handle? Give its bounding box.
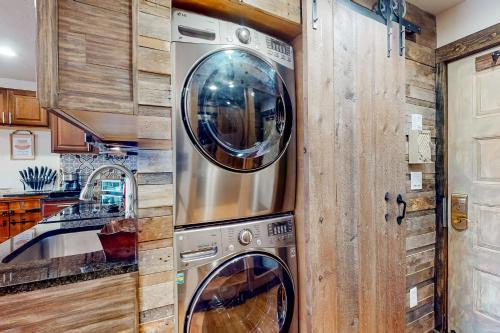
[396,194,407,225]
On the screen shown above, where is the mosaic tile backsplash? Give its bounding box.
[60,154,137,184]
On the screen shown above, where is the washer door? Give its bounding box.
[182,49,293,172]
[185,253,295,333]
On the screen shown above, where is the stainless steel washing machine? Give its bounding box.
[175,214,298,333]
[172,9,296,227]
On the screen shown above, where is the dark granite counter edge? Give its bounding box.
[0,262,137,296]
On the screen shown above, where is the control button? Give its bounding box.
[236,27,251,44]
[226,36,233,42]
[238,229,253,245]
[256,239,262,246]
[228,244,234,251]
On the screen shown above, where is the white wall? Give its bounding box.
[437,0,500,47]
[0,128,60,190]
[0,78,36,91]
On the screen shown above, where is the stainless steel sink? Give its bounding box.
[4,230,103,264]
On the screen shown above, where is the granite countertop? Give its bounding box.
[0,189,80,200]
[0,203,137,294]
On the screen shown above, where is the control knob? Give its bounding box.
[238,229,253,245]
[236,27,251,44]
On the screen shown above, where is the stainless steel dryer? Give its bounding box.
[175,214,298,333]
[172,9,296,227]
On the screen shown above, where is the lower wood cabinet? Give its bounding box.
[50,113,94,153]
[0,198,43,241]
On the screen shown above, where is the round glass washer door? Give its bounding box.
[185,253,295,333]
[182,48,293,172]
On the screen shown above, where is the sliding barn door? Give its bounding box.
[298,1,406,331]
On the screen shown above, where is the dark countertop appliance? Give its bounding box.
[62,172,81,191]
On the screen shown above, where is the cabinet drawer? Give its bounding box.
[10,212,42,223]
[9,200,42,213]
[0,202,8,211]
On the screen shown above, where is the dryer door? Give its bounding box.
[182,48,293,172]
[185,253,295,333]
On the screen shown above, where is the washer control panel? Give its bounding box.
[172,8,294,70]
[175,215,295,269]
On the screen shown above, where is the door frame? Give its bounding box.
[435,23,500,333]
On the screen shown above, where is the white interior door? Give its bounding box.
[448,46,500,333]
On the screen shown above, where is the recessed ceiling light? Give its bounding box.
[0,46,17,57]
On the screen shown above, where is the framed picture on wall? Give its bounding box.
[10,130,35,160]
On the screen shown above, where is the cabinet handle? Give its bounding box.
[2,112,4,124]
[8,112,12,125]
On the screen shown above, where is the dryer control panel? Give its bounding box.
[172,8,294,70]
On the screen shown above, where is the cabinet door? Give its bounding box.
[0,89,7,125]
[8,90,48,127]
[50,114,93,153]
[0,217,9,241]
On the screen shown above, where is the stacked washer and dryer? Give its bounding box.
[172,9,298,333]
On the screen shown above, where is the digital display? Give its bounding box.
[268,220,293,236]
[266,38,291,55]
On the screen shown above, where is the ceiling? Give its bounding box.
[0,0,37,84]
[407,0,465,15]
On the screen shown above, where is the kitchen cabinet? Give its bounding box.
[8,90,48,127]
[0,197,43,240]
[0,202,9,241]
[0,89,7,124]
[0,89,48,127]
[37,0,134,116]
[50,113,93,153]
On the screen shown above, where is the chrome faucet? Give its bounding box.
[79,164,138,219]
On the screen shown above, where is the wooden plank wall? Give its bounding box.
[135,0,175,332]
[404,4,437,333]
[0,273,138,332]
[57,0,135,114]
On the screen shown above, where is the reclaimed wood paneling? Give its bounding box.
[0,273,138,332]
[404,4,437,332]
[36,0,58,108]
[55,0,134,114]
[135,2,174,332]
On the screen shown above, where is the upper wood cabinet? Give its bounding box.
[37,0,134,115]
[50,113,93,153]
[0,88,48,127]
[173,0,301,41]
[8,90,48,127]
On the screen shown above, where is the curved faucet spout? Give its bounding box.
[79,164,138,219]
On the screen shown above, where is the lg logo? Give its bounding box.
[177,12,187,17]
